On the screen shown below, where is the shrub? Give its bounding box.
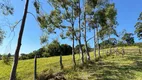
[0,54,2,60]
[2,54,10,64]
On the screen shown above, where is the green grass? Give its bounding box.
[0,46,142,80]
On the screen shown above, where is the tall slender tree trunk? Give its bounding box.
[71,3,76,67]
[94,28,97,59]
[78,0,84,64]
[34,55,37,80]
[72,34,76,67]
[109,35,112,54]
[96,27,101,58]
[10,0,29,80]
[84,0,90,61]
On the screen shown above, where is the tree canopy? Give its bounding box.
[0,27,5,45]
[135,12,142,40]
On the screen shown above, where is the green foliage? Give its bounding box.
[2,54,10,64]
[40,34,48,44]
[1,47,142,80]
[0,54,2,60]
[19,53,29,60]
[75,44,91,53]
[0,28,5,45]
[0,0,14,15]
[42,52,50,57]
[122,33,135,45]
[100,38,117,48]
[47,40,61,56]
[75,44,85,54]
[47,40,72,56]
[60,44,72,55]
[20,47,48,60]
[19,42,72,60]
[135,12,142,40]
[8,53,11,58]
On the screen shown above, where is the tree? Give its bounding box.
[0,0,13,46]
[19,53,28,60]
[83,0,91,61]
[74,0,84,65]
[47,40,61,56]
[135,12,142,40]
[60,44,72,55]
[75,44,84,54]
[8,53,11,58]
[47,40,63,69]
[10,0,29,79]
[2,54,10,64]
[35,0,81,66]
[87,0,117,58]
[0,54,2,60]
[0,28,5,45]
[0,0,14,15]
[100,38,117,49]
[122,33,135,45]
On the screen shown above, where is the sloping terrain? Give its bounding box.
[0,47,142,80]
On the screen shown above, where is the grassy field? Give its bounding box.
[0,46,142,80]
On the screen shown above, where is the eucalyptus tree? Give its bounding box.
[86,0,110,59]
[104,3,118,54]
[34,0,68,69]
[10,0,29,80]
[82,0,91,61]
[0,0,13,45]
[34,0,83,66]
[0,1,29,80]
[117,29,126,56]
[135,12,142,40]
[86,0,118,58]
[122,33,134,45]
[94,3,118,55]
[135,12,142,54]
[75,0,84,64]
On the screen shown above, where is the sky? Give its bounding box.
[0,0,142,54]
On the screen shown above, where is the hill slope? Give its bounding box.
[0,46,142,80]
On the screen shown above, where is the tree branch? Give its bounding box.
[87,35,96,42]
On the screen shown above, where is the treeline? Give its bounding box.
[100,39,142,49]
[99,32,142,49]
[19,40,91,60]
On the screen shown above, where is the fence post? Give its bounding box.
[34,55,37,80]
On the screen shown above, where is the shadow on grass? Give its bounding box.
[63,53,142,80]
[38,52,142,80]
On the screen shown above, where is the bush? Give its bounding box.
[0,54,2,60]
[2,54,10,64]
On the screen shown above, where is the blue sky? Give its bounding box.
[0,0,142,54]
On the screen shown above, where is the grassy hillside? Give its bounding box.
[0,46,142,80]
